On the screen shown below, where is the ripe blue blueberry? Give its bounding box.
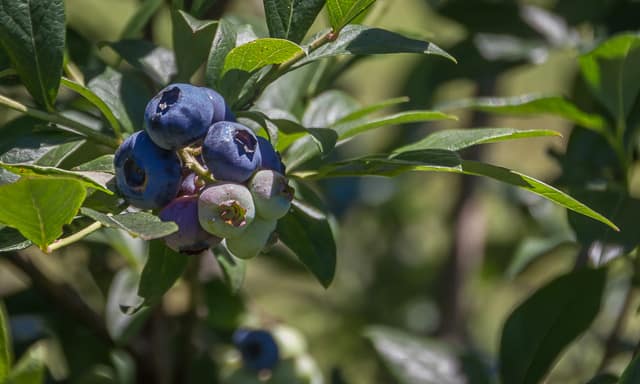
[225,218,276,259]
[114,131,181,209]
[257,137,284,173]
[144,83,214,150]
[198,183,256,238]
[159,195,221,254]
[202,121,262,183]
[233,329,280,372]
[249,170,293,220]
[202,87,235,123]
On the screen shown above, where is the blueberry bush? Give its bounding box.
[0,0,639,383]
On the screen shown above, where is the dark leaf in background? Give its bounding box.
[0,0,65,110]
[213,247,246,294]
[499,268,606,384]
[120,0,164,39]
[568,190,640,263]
[87,67,152,134]
[102,40,177,86]
[277,199,336,288]
[295,25,455,68]
[326,0,375,31]
[137,240,189,307]
[105,269,149,345]
[264,0,326,43]
[0,226,31,253]
[171,10,218,82]
[365,326,467,384]
[205,18,236,88]
[579,33,640,123]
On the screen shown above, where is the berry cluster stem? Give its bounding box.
[0,94,121,149]
[178,148,216,183]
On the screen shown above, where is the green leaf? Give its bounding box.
[391,128,561,155]
[285,110,456,170]
[334,110,457,140]
[105,268,149,345]
[213,248,246,294]
[255,61,320,112]
[0,177,86,250]
[222,38,303,75]
[0,0,65,110]
[277,200,336,288]
[103,40,177,85]
[336,96,409,123]
[61,78,122,136]
[304,154,618,231]
[0,226,31,253]
[81,208,178,241]
[579,33,640,122]
[0,301,11,381]
[302,90,360,128]
[204,279,245,330]
[205,18,236,88]
[87,67,152,134]
[137,240,188,306]
[0,119,84,184]
[499,268,606,384]
[619,353,640,384]
[4,343,46,384]
[121,0,164,38]
[327,0,375,31]
[171,10,218,81]
[295,25,456,68]
[72,155,115,174]
[365,326,466,384]
[264,0,326,43]
[443,95,607,133]
[0,163,113,195]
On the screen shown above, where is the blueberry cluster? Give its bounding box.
[114,83,293,258]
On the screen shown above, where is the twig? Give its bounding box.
[0,94,120,149]
[47,222,103,253]
[178,148,215,183]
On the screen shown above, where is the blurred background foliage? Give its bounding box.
[3,0,640,383]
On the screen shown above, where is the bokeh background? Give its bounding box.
[3,0,640,383]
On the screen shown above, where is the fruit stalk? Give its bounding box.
[178,147,216,183]
[47,221,103,253]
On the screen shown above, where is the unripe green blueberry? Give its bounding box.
[225,218,276,259]
[198,183,255,239]
[248,170,293,220]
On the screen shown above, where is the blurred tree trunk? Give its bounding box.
[435,76,495,341]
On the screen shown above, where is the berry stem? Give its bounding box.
[178,148,216,183]
[0,94,121,149]
[47,221,103,253]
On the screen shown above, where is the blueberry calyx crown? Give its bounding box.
[218,200,247,227]
[157,86,180,114]
[234,130,257,160]
[123,158,147,190]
